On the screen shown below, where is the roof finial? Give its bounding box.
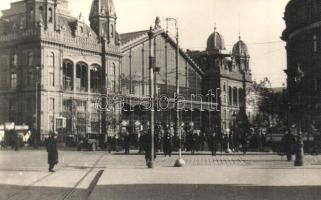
[154,16,161,29]
[238,31,241,41]
[214,23,217,32]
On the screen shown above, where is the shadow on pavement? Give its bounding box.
[89,184,321,200]
[0,184,88,200]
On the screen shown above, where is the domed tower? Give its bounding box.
[206,27,226,51]
[232,36,250,72]
[89,0,117,44]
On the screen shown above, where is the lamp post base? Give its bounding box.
[225,148,232,154]
[174,158,186,167]
[294,144,304,167]
[147,161,154,168]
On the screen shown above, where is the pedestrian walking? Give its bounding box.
[124,133,130,154]
[45,132,58,172]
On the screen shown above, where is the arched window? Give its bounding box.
[63,60,74,90]
[76,62,88,90]
[233,87,238,106]
[39,6,44,22]
[11,53,17,67]
[110,24,114,38]
[239,88,244,106]
[90,65,102,92]
[48,52,54,67]
[109,63,116,93]
[228,86,232,106]
[48,52,55,86]
[48,8,53,23]
[27,51,34,66]
[29,7,34,25]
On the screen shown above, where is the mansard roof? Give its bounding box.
[119,30,149,45]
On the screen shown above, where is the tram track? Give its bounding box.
[5,154,105,200]
[60,154,104,200]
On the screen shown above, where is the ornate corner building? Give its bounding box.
[0,0,122,140]
[0,0,256,141]
[188,29,254,134]
[282,0,321,129]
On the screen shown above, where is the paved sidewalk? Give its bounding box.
[1,150,321,200]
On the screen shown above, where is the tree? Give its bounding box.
[250,78,287,129]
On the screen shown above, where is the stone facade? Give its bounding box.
[0,0,256,141]
[0,0,121,141]
[188,29,255,134]
[282,0,321,130]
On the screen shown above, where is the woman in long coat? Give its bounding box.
[46,133,58,172]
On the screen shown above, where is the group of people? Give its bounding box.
[108,121,253,157]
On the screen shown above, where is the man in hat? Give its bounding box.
[45,132,58,172]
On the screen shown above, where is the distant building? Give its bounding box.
[188,28,255,134]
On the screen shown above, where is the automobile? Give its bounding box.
[77,133,104,151]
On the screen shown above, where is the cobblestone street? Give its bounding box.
[1,150,321,200]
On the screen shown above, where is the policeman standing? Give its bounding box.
[207,127,217,156]
[282,130,296,161]
[142,122,157,166]
[163,123,173,157]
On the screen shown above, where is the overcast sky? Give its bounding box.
[0,0,289,87]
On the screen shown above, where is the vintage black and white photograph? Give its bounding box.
[0,0,320,199]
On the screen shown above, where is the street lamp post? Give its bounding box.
[34,66,40,148]
[147,27,155,168]
[225,86,232,154]
[294,66,304,167]
[166,17,185,167]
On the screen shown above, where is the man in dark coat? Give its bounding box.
[282,130,296,161]
[45,133,58,172]
[207,128,217,156]
[163,124,173,157]
[142,127,157,166]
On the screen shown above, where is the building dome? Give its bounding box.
[232,39,249,57]
[206,29,226,51]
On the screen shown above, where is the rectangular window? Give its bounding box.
[49,115,54,131]
[9,99,16,112]
[11,54,17,67]
[49,72,54,86]
[49,98,55,112]
[10,72,17,89]
[27,70,33,86]
[27,97,32,112]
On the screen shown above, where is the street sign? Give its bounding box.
[15,125,29,131]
